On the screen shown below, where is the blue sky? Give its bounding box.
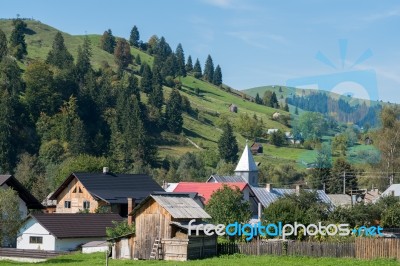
[1,0,400,102]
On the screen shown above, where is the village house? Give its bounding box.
[17,213,123,251]
[49,168,164,216]
[110,193,216,261]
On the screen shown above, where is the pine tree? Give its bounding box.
[295,105,299,115]
[9,18,27,60]
[165,89,183,134]
[270,92,279,108]
[203,55,214,82]
[213,64,222,86]
[0,29,7,60]
[218,123,239,163]
[0,90,17,173]
[140,63,153,93]
[75,35,92,82]
[284,103,290,112]
[129,25,140,47]
[149,67,163,109]
[255,93,262,104]
[193,58,202,78]
[100,29,116,53]
[0,57,24,96]
[175,43,186,77]
[185,55,193,73]
[114,38,132,71]
[161,54,178,78]
[46,32,74,69]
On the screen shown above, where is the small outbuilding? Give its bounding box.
[110,193,217,261]
[251,142,263,154]
[229,104,238,113]
[82,241,109,253]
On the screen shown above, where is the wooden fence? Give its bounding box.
[0,248,68,259]
[355,238,400,260]
[218,241,354,258]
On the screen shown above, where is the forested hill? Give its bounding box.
[244,85,383,127]
[0,18,293,201]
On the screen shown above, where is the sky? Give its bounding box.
[1,0,400,102]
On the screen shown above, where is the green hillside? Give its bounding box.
[0,19,306,167]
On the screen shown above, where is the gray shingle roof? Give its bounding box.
[50,172,164,204]
[252,187,332,207]
[207,175,245,183]
[132,193,211,219]
[30,213,123,238]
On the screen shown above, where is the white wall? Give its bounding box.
[82,245,109,254]
[17,218,55,251]
[56,237,107,252]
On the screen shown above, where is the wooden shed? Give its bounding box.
[110,193,217,261]
[229,104,238,113]
[250,142,263,154]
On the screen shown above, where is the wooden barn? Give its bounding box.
[110,193,217,261]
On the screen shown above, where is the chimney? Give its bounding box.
[266,183,272,192]
[127,198,134,225]
[103,167,109,174]
[296,184,301,196]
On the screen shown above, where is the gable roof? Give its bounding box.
[235,144,258,172]
[206,174,245,183]
[29,213,123,238]
[50,172,164,204]
[0,175,43,209]
[132,193,211,219]
[381,184,400,197]
[173,182,248,204]
[252,187,332,208]
[327,194,352,207]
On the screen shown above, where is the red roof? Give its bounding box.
[173,182,248,204]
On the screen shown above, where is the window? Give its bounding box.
[83,201,90,209]
[29,236,43,244]
[72,187,77,193]
[64,200,71,208]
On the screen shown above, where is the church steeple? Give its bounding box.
[235,142,259,186]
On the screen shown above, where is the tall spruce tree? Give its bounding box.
[9,18,27,60]
[129,25,140,47]
[193,58,202,78]
[0,29,7,60]
[0,57,24,96]
[46,32,74,69]
[175,43,186,77]
[213,64,222,86]
[140,63,153,93]
[185,55,193,73]
[218,122,239,163]
[0,90,17,173]
[75,35,92,82]
[165,89,183,134]
[255,93,262,104]
[203,54,214,82]
[100,29,116,53]
[149,67,163,109]
[114,38,132,71]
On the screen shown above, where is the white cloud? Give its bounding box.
[201,0,254,10]
[363,8,400,22]
[226,31,287,49]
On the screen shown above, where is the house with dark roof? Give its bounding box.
[0,175,43,215]
[49,168,164,216]
[17,213,123,251]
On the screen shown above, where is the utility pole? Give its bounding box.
[323,182,326,193]
[343,171,346,194]
[390,174,394,186]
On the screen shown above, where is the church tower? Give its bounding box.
[234,142,259,187]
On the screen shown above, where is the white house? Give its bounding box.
[17,213,123,251]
